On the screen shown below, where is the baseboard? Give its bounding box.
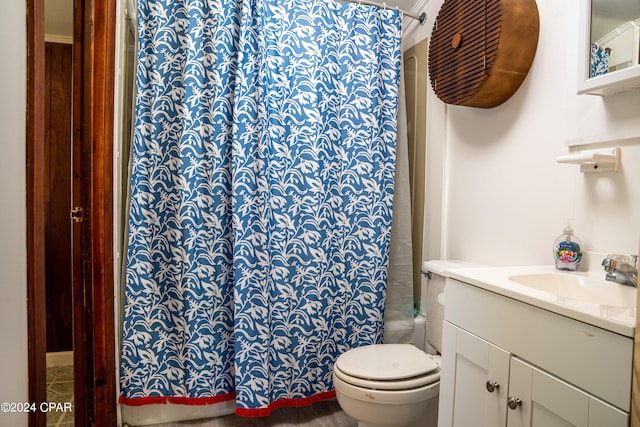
[46,351,73,367]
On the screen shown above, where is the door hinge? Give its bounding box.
[70,207,85,223]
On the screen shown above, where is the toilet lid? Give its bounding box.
[335,344,439,381]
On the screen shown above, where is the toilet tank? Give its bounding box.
[421,260,482,354]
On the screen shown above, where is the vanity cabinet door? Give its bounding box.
[506,358,628,427]
[438,322,510,427]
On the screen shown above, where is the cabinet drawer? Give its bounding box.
[445,279,633,411]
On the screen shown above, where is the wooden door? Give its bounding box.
[439,322,510,427]
[44,42,73,353]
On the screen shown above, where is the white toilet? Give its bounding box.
[332,260,474,427]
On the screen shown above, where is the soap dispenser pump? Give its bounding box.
[553,223,582,271]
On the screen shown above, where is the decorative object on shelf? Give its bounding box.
[556,147,621,173]
[590,43,610,78]
[428,0,540,108]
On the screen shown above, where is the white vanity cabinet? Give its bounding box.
[438,279,632,427]
[439,322,509,427]
[508,357,627,427]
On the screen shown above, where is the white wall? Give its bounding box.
[0,1,29,426]
[405,0,640,268]
[44,0,73,41]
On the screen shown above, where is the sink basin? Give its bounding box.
[508,273,636,308]
[448,265,637,336]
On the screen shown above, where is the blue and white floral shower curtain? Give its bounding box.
[120,0,401,416]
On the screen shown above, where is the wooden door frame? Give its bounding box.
[27,0,117,425]
[26,1,47,424]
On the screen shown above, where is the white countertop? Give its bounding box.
[446,265,636,338]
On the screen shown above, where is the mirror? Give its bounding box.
[578,0,640,95]
[590,0,640,77]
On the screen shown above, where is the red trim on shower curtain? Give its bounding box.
[118,389,336,417]
[118,391,336,417]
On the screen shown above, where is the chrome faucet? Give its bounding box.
[602,254,638,287]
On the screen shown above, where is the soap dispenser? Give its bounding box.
[553,223,582,271]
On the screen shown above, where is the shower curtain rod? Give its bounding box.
[340,0,427,24]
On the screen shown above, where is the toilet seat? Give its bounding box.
[334,344,440,391]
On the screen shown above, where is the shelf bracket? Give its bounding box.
[556,147,620,173]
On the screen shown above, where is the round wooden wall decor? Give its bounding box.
[428,0,540,108]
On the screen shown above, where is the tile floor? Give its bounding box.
[46,366,354,427]
[46,365,75,427]
[144,400,357,427]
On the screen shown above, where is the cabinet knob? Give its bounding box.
[507,397,522,410]
[485,381,500,393]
